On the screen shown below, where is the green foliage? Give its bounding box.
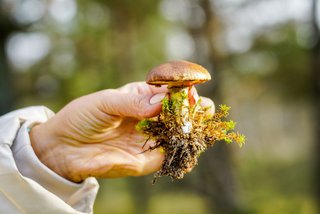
[3,1,314,213]
[8,0,168,110]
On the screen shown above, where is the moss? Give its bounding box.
[137,90,246,183]
[136,119,151,131]
[161,89,187,115]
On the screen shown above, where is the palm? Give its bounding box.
[56,82,166,180]
[82,118,157,178]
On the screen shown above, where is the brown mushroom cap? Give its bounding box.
[146,60,211,87]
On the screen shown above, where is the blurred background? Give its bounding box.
[0,0,319,213]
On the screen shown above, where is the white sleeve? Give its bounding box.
[0,106,99,214]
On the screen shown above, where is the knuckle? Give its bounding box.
[132,95,148,118]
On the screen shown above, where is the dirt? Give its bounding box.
[136,89,245,183]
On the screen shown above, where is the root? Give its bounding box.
[137,94,245,183]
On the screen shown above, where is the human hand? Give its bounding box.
[30,82,214,182]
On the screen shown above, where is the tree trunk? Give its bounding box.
[311,0,320,212]
[0,10,15,115]
[188,0,240,212]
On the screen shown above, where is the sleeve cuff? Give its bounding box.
[10,106,99,213]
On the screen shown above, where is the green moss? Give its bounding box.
[161,97,173,113]
[136,119,151,131]
[220,104,231,113]
[162,90,188,116]
[136,90,246,181]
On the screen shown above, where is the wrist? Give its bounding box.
[29,123,76,182]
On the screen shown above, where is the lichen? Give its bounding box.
[136,91,245,183]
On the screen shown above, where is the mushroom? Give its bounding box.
[140,60,244,182]
[146,60,211,134]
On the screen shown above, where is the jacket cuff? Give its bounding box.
[7,106,98,213]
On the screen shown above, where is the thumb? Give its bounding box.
[101,90,167,119]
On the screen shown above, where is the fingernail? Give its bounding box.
[189,87,199,101]
[193,92,200,101]
[150,93,166,105]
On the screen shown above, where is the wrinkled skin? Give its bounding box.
[30,82,214,183]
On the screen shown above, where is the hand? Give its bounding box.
[30,82,169,182]
[30,82,215,183]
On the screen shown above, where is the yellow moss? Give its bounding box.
[136,90,246,182]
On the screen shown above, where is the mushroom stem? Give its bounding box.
[168,86,192,134]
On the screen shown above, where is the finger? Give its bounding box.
[118,81,168,95]
[134,149,165,176]
[188,86,199,105]
[200,97,215,115]
[147,84,168,94]
[100,90,167,119]
[137,139,165,176]
[87,145,164,178]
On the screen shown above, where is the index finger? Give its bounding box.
[118,82,168,95]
